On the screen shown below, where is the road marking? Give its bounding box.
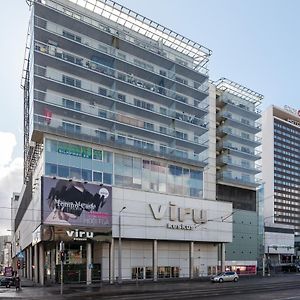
[273,297,300,300]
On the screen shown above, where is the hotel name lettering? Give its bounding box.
[149,202,207,230]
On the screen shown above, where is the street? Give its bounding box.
[1,274,300,300]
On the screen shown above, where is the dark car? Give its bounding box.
[0,277,15,288]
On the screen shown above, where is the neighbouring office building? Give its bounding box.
[214,78,263,274]
[13,0,235,285]
[262,105,297,266]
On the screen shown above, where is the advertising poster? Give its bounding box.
[42,177,112,228]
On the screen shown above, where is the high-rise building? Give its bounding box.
[214,78,263,274]
[14,0,234,284]
[262,105,297,265]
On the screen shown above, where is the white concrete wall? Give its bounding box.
[205,83,217,201]
[262,106,275,220]
[112,187,232,243]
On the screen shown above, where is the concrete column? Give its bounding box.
[29,246,33,280]
[189,241,194,279]
[25,248,29,278]
[153,240,158,282]
[38,243,45,285]
[109,239,114,284]
[221,243,226,272]
[86,243,92,285]
[34,244,38,283]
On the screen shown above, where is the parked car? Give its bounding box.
[211,271,239,283]
[0,277,15,288]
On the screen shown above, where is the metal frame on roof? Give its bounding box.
[67,0,212,66]
[214,77,263,105]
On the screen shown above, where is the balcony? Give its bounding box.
[217,142,261,161]
[217,111,261,134]
[33,19,209,95]
[34,42,208,110]
[217,96,261,120]
[33,90,208,150]
[34,3,210,77]
[216,126,261,147]
[216,155,261,174]
[32,114,207,167]
[217,171,261,188]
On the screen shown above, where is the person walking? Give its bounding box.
[15,276,20,291]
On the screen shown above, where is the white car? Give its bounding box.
[211,271,239,283]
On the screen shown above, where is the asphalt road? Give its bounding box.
[1,274,300,299]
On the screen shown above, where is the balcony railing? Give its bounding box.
[217,111,261,132]
[34,90,208,146]
[32,113,208,164]
[34,41,208,108]
[217,155,261,173]
[217,171,261,187]
[220,95,261,116]
[34,17,209,92]
[38,1,210,74]
[34,63,209,127]
[216,126,261,146]
[217,142,261,160]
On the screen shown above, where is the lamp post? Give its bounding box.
[118,206,126,284]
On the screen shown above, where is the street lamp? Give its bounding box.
[118,206,126,284]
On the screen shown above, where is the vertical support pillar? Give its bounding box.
[34,244,39,283]
[221,243,225,272]
[153,240,158,282]
[86,243,92,285]
[29,246,33,280]
[38,243,45,285]
[189,241,194,279]
[109,239,114,284]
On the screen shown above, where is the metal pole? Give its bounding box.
[118,212,122,284]
[60,241,64,295]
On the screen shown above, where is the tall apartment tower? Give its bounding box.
[15,0,233,284]
[214,78,263,273]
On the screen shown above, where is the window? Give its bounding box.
[93,171,103,182]
[62,98,81,111]
[103,173,112,184]
[62,121,81,133]
[144,122,154,131]
[134,99,154,111]
[98,87,107,96]
[62,75,81,88]
[160,127,167,134]
[62,30,81,43]
[175,131,188,140]
[98,110,107,118]
[160,107,167,115]
[117,93,126,102]
[93,149,103,161]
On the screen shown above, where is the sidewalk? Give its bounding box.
[1,273,299,300]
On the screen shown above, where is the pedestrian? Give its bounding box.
[15,276,20,291]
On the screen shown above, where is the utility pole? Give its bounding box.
[118,207,126,284]
[60,241,64,295]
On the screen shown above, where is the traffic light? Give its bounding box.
[17,260,21,269]
[60,250,65,262]
[65,250,69,264]
[23,261,26,269]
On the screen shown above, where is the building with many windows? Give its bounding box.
[13,0,235,285]
[262,105,297,265]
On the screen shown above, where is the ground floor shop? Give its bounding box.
[19,237,226,285]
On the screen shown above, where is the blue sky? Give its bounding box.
[0,0,298,233]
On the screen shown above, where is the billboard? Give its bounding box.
[42,177,112,228]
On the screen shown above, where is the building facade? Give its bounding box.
[13,0,234,285]
[214,78,263,274]
[262,105,298,264]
